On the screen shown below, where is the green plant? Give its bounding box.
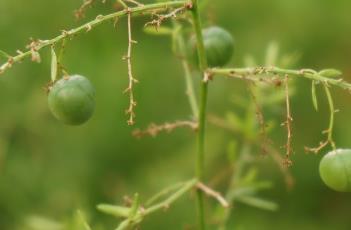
[48,75,96,125]
[1,0,351,229]
[319,149,351,192]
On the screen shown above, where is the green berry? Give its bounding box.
[319,149,351,192]
[48,75,95,126]
[190,26,234,67]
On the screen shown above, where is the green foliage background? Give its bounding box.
[0,0,350,229]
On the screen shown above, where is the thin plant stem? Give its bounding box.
[210,67,351,90]
[323,84,337,150]
[109,178,198,230]
[0,0,189,75]
[284,76,293,166]
[124,11,138,125]
[190,0,209,229]
[145,181,186,207]
[145,178,198,215]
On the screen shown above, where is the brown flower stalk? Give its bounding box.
[124,11,138,125]
[196,182,229,208]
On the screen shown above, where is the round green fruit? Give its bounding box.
[319,149,351,192]
[48,75,95,126]
[190,26,234,67]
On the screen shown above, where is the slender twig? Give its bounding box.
[145,182,186,206]
[132,120,198,138]
[190,0,208,229]
[210,67,351,91]
[196,182,229,208]
[323,85,337,150]
[145,178,198,215]
[282,75,293,166]
[305,84,337,153]
[0,0,189,75]
[123,11,138,125]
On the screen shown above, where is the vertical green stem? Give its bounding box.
[323,84,336,150]
[190,0,208,229]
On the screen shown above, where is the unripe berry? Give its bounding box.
[319,149,351,192]
[48,75,95,125]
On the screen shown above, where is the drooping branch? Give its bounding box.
[0,0,190,75]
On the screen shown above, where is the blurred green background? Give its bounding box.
[0,0,351,229]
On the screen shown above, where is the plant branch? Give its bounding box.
[210,67,351,90]
[0,0,189,75]
[123,11,138,125]
[196,182,229,208]
[104,178,199,230]
[190,0,208,229]
[305,84,337,153]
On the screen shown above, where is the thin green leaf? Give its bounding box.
[319,69,342,78]
[50,46,57,82]
[97,204,130,218]
[311,81,318,111]
[236,196,279,211]
[0,50,11,59]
